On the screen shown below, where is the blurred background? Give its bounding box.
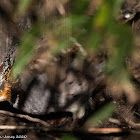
[0,0,140,140]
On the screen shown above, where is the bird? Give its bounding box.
[0,41,105,121]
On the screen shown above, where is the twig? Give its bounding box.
[0,110,49,127]
[127,109,136,123]
[88,128,125,134]
[126,106,134,115]
[109,117,140,129]
[134,112,140,117]
[108,118,122,126]
[128,121,140,129]
[0,125,38,130]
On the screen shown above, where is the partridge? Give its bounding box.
[0,43,105,120]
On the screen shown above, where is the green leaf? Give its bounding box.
[105,24,133,82]
[18,0,33,15]
[93,2,112,29]
[113,0,123,16]
[72,0,90,14]
[61,135,76,140]
[85,102,116,127]
[11,24,41,78]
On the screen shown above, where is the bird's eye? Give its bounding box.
[124,13,131,19]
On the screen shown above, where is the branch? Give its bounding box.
[0,110,49,127]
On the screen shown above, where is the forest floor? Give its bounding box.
[1,0,140,140]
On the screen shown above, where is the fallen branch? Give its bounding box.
[0,110,49,127]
